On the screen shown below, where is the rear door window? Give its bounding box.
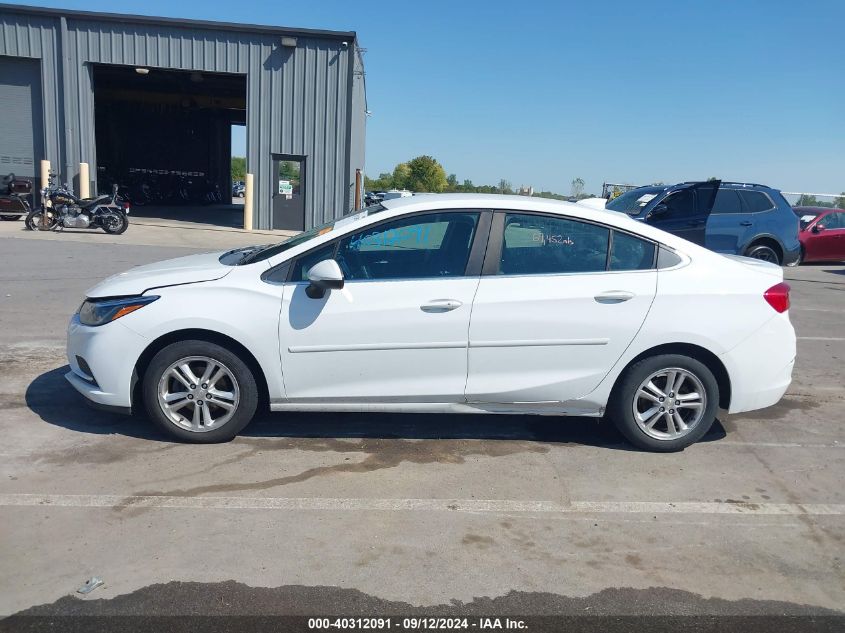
[740,191,775,213]
[711,189,743,214]
[498,214,609,275]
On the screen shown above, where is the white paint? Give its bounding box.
[64,193,798,449]
[798,336,845,341]
[1,494,842,516]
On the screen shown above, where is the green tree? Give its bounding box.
[498,179,512,194]
[404,155,448,192]
[231,156,246,182]
[836,193,845,209]
[446,173,459,191]
[392,163,411,190]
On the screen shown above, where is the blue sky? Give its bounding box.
[26,0,845,195]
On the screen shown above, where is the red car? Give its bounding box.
[793,206,845,263]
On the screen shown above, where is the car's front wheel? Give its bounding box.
[608,354,719,452]
[143,340,258,442]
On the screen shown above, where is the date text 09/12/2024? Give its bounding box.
[307,617,528,630]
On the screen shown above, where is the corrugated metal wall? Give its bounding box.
[0,6,363,229]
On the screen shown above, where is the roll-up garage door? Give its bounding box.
[0,56,44,180]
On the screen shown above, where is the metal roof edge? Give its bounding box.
[0,3,358,41]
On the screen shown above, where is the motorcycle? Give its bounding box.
[0,173,33,221]
[26,174,130,234]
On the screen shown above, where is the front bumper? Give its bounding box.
[66,314,149,409]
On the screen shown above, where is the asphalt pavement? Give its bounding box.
[0,225,842,630]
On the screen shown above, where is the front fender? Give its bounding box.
[117,280,285,401]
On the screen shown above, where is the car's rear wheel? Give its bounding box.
[745,243,781,265]
[608,354,719,452]
[143,340,258,443]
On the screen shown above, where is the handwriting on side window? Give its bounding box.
[532,233,575,246]
[352,225,432,249]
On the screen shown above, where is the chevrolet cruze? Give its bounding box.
[66,194,796,451]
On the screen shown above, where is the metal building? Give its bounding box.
[0,3,366,230]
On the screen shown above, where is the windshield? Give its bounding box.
[234,204,386,265]
[605,187,665,215]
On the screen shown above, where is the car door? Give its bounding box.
[465,211,657,405]
[705,188,749,253]
[279,210,488,402]
[811,211,845,260]
[646,181,718,245]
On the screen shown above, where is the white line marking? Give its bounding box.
[716,441,844,449]
[797,336,845,341]
[0,494,842,516]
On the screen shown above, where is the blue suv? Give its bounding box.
[605,181,801,266]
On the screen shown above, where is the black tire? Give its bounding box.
[1,215,22,221]
[143,340,258,443]
[102,212,129,235]
[745,243,781,265]
[25,209,58,231]
[608,354,720,452]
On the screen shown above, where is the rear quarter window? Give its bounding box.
[740,191,775,213]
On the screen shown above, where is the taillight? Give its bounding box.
[764,282,790,313]
[123,202,131,210]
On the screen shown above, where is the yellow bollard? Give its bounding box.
[79,162,90,199]
[40,160,50,190]
[243,173,254,231]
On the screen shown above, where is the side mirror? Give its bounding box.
[112,183,119,195]
[306,259,344,299]
[812,224,825,234]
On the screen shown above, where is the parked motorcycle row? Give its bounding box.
[105,167,223,207]
[21,172,130,235]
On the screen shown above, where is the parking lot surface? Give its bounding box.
[0,229,843,624]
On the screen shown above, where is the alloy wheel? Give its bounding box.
[632,367,707,440]
[157,356,240,432]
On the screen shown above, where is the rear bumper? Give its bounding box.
[781,245,801,267]
[721,313,796,414]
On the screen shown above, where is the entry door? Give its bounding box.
[466,212,657,404]
[279,211,485,401]
[271,155,305,230]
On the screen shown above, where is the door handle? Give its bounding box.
[421,299,463,313]
[594,291,635,304]
[739,221,753,226]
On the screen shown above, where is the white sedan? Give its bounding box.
[66,194,796,451]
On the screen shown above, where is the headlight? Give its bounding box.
[78,295,159,326]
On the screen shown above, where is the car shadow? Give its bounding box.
[27,366,727,451]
